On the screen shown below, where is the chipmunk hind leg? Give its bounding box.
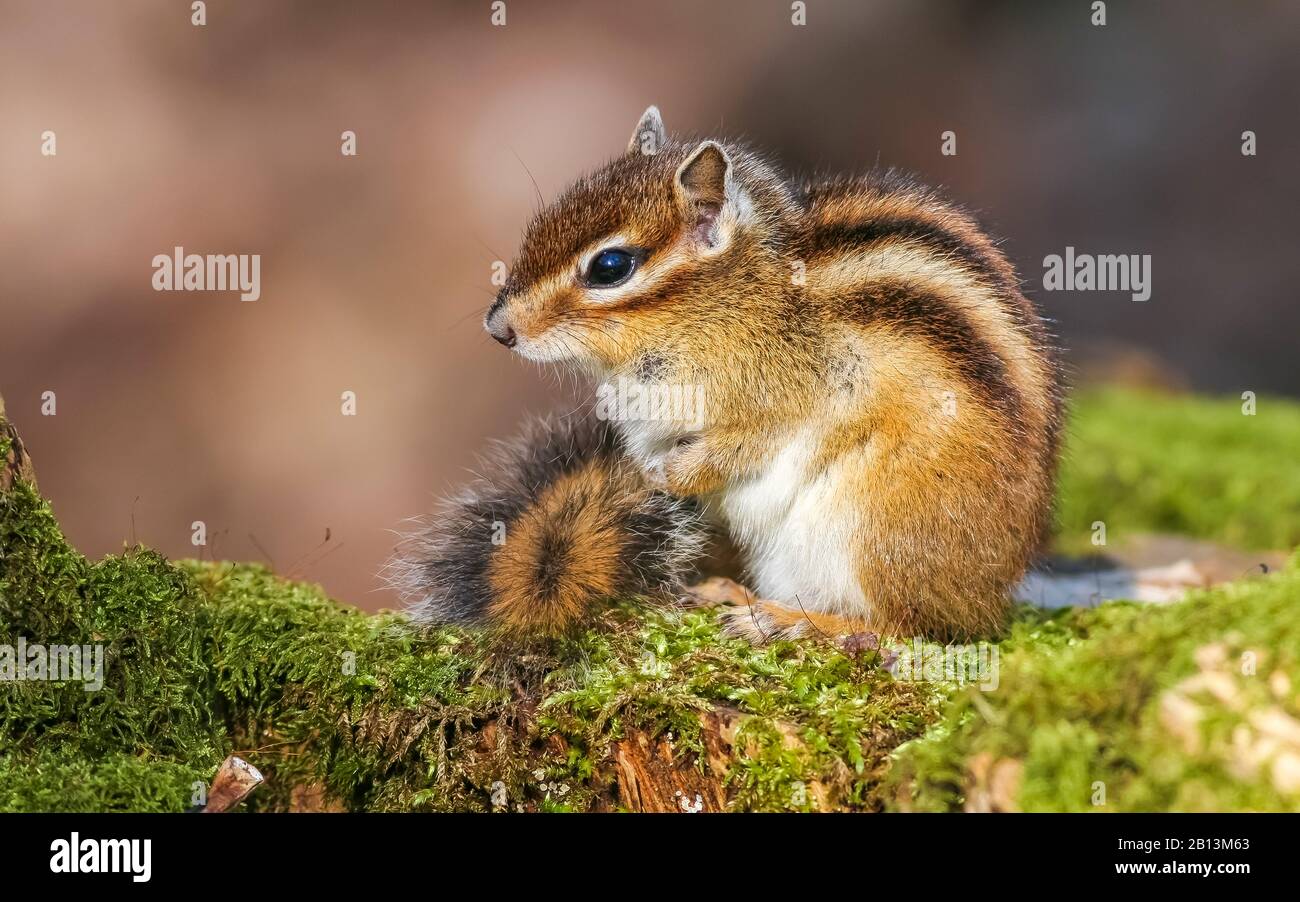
[720,601,874,643]
[686,577,874,643]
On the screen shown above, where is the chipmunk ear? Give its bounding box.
[675,141,737,249]
[626,105,667,156]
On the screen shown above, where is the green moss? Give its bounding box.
[538,609,942,811]
[0,748,206,813]
[3,387,1299,812]
[1,467,940,811]
[892,554,1300,812]
[0,478,222,807]
[1056,387,1300,552]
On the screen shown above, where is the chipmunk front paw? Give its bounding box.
[659,434,724,497]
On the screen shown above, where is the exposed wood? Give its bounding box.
[0,394,38,491]
[613,725,728,813]
[202,756,264,813]
[610,705,840,812]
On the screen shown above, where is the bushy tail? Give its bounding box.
[386,414,706,637]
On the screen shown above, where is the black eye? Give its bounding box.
[585,248,637,287]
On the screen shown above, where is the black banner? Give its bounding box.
[0,812,1283,888]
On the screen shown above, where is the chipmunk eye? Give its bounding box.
[585,248,637,287]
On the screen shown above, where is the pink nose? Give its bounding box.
[488,322,516,348]
[485,307,517,348]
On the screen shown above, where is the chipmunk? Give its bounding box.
[392,106,1061,643]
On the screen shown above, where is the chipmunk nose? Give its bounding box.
[484,303,517,348]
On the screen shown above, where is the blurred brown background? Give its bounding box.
[2,0,1297,610]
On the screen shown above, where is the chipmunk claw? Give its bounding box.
[717,600,813,644]
[684,577,795,643]
[696,583,872,645]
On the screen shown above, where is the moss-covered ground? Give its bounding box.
[891,561,1300,811]
[1,387,1298,811]
[1056,387,1300,553]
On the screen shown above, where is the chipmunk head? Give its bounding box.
[485,106,795,374]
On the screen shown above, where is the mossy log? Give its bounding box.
[0,396,936,811]
[3,392,1300,812]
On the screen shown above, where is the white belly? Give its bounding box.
[713,429,868,616]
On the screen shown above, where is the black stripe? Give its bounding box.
[812,216,1016,297]
[844,279,1025,423]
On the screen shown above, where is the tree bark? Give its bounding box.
[0,394,38,491]
[610,705,840,812]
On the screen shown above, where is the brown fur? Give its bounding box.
[388,412,705,638]
[485,107,1062,642]
[486,459,638,634]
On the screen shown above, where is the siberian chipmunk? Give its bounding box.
[392,106,1061,643]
